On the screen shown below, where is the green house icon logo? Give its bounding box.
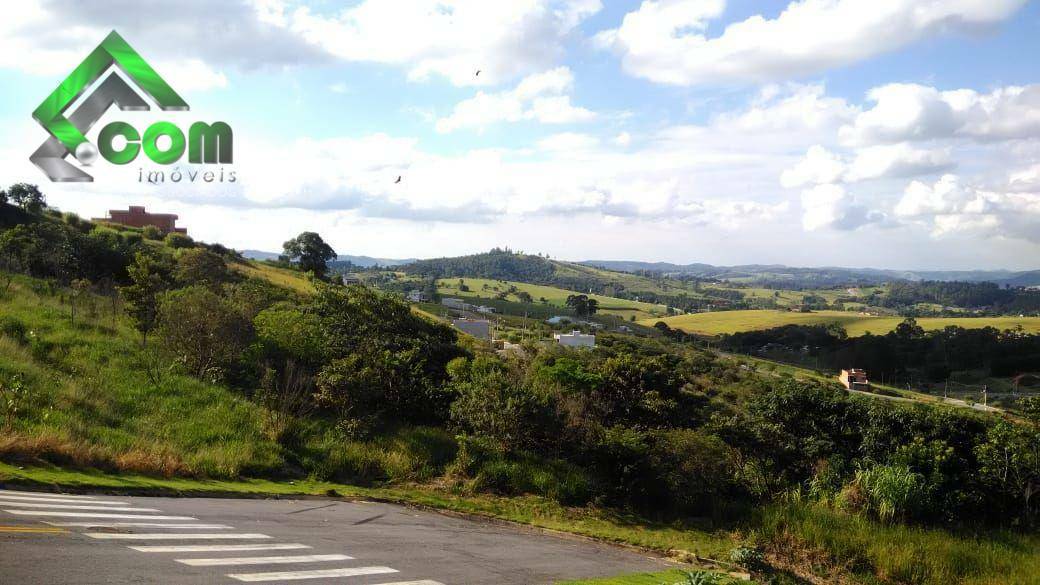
[30,31,196,182]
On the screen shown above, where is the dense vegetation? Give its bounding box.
[883,280,1040,313]
[720,320,1040,384]
[4,191,1040,583]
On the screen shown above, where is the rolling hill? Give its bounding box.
[643,309,1040,337]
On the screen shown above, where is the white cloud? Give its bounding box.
[841,83,1040,145]
[800,183,884,231]
[781,145,846,188]
[537,132,600,152]
[894,174,1040,242]
[783,143,953,187]
[153,59,228,92]
[596,0,1025,86]
[436,67,595,133]
[0,1,327,81]
[283,0,602,86]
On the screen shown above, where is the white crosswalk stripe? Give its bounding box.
[1,491,444,584]
[0,495,128,505]
[130,543,312,553]
[44,522,232,529]
[86,532,270,540]
[0,490,97,499]
[0,502,159,511]
[5,510,195,520]
[227,566,398,582]
[176,554,352,567]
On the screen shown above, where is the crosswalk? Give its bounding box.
[0,488,447,584]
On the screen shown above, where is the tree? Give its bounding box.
[566,294,599,317]
[0,188,7,206]
[282,232,337,278]
[516,291,533,303]
[156,286,251,380]
[174,248,231,290]
[120,253,166,345]
[7,183,45,214]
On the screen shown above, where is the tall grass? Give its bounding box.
[755,502,1040,584]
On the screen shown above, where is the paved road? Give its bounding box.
[0,488,670,584]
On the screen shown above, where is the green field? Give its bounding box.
[437,277,668,320]
[642,309,1040,337]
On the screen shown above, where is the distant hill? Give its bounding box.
[582,260,1040,288]
[241,250,414,268]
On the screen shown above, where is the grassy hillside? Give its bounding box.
[644,309,1040,337]
[436,277,668,320]
[229,259,315,294]
[0,272,457,483]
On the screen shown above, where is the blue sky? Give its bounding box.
[2,1,1039,269]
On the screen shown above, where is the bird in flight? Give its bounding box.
[395,176,402,184]
[475,70,481,77]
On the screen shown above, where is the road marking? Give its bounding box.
[0,502,159,512]
[86,532,271,540]
[0,490,96,499]
[44,522,231,529]
[177,554,352,567]
[0,495,128,505]
[0,525,67,534]
[5,511,195,520]
[130,543,311,553]
[227,566,398,582]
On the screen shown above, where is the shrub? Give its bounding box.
[0,316,27,344]
[840,464,926,522]
[156,286,252,381]
[142,225,162,240]
[164,232,194,249]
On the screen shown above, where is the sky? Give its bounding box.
[2,0,1040,270]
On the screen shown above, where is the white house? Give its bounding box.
[452,318,491,340]
[554,330,595,348]
[406,290,429,303]
[441,297,469,310]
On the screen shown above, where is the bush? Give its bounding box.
[156,286,252,381]
[840,464,926,522]
[142,225,162,240]
[164,232,194,249]
[450,435,592,504]
[0,316,27,344]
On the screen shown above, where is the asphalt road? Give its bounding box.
[0,488,670,584]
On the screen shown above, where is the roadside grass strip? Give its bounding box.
[227,566,398,582]
[130,543,312,553]
[176,554,353,567]
[86,532,271,540]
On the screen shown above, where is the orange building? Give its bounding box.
[93,206,186,234]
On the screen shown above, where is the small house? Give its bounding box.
[839,369,870,391]
[554,330,595,348]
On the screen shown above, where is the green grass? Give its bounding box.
[230,260,315,294]
[643,309,1040,337]
[437,277,668,320]
[557,569,719,585]
[756,502,1040,585]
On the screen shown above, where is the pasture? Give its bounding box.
[641,309,1040,337]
